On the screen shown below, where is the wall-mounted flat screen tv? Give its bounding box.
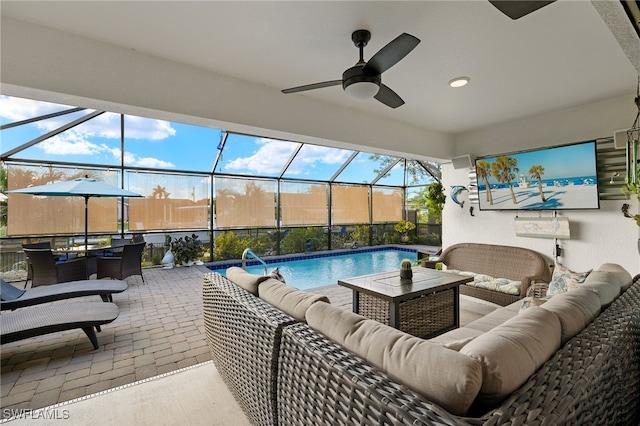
[475,140,600,211]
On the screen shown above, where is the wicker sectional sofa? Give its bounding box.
[203,264,640,426]
[422,243,552,306]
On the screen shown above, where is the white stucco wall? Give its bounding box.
[443,95,639,274]
[0,16,453,162]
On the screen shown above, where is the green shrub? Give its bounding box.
[280,227,325,254]
[213,232,245,260]
[417,232,441,246]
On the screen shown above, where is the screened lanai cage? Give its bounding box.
[0,95,442,275]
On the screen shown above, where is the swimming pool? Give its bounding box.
[209,248,417,290]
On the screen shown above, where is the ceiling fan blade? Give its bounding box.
[363,33,420,75]
[374,84,404,109]
[488,1,556,20]
[282,80,342,94]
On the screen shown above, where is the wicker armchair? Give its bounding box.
[106,238,132,256]
[23,242,52,287]
[96,242,146,283]
[23,248,88,287]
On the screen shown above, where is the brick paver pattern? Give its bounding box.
[0,265,351,418]
[1,266,214,416]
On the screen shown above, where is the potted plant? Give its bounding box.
[168,234,203,266]
[394,220,416,243]
[400,258,413,279]
[425,182,446,224]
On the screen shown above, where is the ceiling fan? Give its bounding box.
[281,29,420,109]
[489,0,556,19]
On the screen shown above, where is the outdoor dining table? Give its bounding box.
[54,246,113,277]
[54,245,113,260]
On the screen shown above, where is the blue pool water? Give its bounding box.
[210,248,417,290]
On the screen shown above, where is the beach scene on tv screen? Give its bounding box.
[475,142,599,210]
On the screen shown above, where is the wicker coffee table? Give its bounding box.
[338,268,473,338]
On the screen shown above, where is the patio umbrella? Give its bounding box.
[9,176,143,253]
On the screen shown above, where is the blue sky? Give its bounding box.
[1,95,416,186]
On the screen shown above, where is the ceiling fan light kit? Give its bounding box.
[448,77,470,88]
[281,29,420,108]
[342,66,381,99]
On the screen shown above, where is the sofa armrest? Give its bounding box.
[203,272,295,425]
[526,282,549,298]
[420,259,439,269]
[520,275,549,298]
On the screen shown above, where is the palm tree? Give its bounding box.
[529,164,546,202]
[475,160,494,205]
[491,156,519,204]
[151,185,170,199]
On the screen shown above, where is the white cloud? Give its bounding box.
[134,157,175,168]
[285,145,352,175]
[2,97,176,168]
[1,97,175,140]
[117,147,176,168]
[224,139,354,176]
[0,96,74,121]
[125,116,176,140]
[40,133,106,156]
[38,130,175,168]
[224,139,296,174]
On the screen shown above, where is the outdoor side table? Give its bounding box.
[338,268,473,339]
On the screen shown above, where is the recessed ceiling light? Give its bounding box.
[448,77,470,88]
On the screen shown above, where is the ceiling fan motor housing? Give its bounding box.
[342,66,381,92]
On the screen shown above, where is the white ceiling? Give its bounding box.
[1,0,638,135]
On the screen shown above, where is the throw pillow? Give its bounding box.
[546,264,592,297]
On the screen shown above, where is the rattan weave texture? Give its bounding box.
[205,271,639,425]
[23,248,88,287]
[429,243,551,306]
[359,289,454,338]
[276,278,640,425]
[1,279,127,310]
[203,272,295,426]
[0,302,119,349]
[96,242,146,283]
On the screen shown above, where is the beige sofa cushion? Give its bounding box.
[541,288,600,344]
[258,278,329,322]
[460,307,561,407]
[226,267,270,295]
[503,300,525,314]
[596,263,633,291]
[464,307,517,333]
[306,302,483,416]
[429,327,484,350]
[580,271,621,307]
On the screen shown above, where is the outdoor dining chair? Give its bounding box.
[23,248,88,287]
[105,238,132,256]
[22,242,52,288]
[96,242,146,284]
